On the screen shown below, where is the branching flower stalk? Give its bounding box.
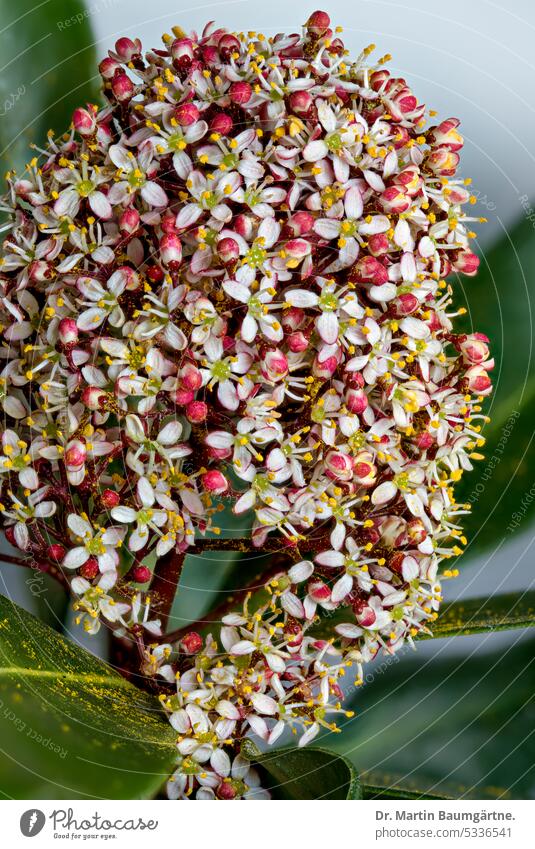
[0,10,493,800]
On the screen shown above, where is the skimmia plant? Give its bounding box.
[0,10,498,800]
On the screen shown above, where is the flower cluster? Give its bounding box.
[0,10,492,799]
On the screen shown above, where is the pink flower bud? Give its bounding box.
[233,213,254,240]
[99,57,121,79]
[426,148,459,177]
[159,233,183,268]
[72,107,96,136]
[313,353,339,378]
[459,333,490,364]
[407,519,427,545]
[114,37,141,62]
[351,256,389,285]
[171,38,195,66]
[119,207,140,235]
[284,238,311,258]
[354,601,376,628]
[79,558,99,579]
[202,469,229,495]
[180,631,204,654]
[464,365,492,396]
[370,69,390,92]
[325,450,353,482]
[416,431,434,450]
[453,250,479,276]
[132,565,151,583]
[428,117,463,151]
[289,90,313,116]
[396,293,419,315]
[202,46,219,65]
[379,186,410,214]
[173,388,194,406]
[186,401,208,423]
[282,306,305,330]
[308,580,331,602]
[392,125,410,148]
[217,237,240,264]
[111,72,135,102]
[306,10,331,36]
[367,233,389,256]
[161,212,177,234]
[65,440,86,470]
[287,331,309,352]
[58,318,79,345]
[346,388,368,414]
[101,489,120,508]
[96,122,112,149]
[28,260,52,282]
[210,112,233,135]
[261,349,288,382]
[179,363,203,391]
[287,210,314,236]
[81,386,108,411]
[352,451,377,486]
[392,166,422,197]
[230,81,252,105]
[175,102,200,126]
[218,33,240,60]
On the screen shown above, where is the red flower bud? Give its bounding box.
[210,112,233,135]
[132,565,151,583]
[201,470,229,495]
[230,81,252,105]
[79,558,99,579]
[175,102,200,126]
[101,489,120,508]
[47,544,66,562]
[180,631,203,654]
[186,401,208,423]
[306,10,331,36]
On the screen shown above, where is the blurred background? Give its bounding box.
[1,0,535,799]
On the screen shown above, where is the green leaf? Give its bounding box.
[0,0,98,177]
[454,216,535,555]
[327,636,535,798]
[423,590,535,639]
[242,739,361,799]
[0,594,176,799]
[361,773,454,799]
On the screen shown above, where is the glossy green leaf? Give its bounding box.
[455,216,535,556]
[423,590,535,639]
[327,635,535,798]
[0,0,98,177]
[361,772,454,799]
[0,593,176,799]
[242,739,361,799]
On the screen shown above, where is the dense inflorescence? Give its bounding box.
[0,10,493,800]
